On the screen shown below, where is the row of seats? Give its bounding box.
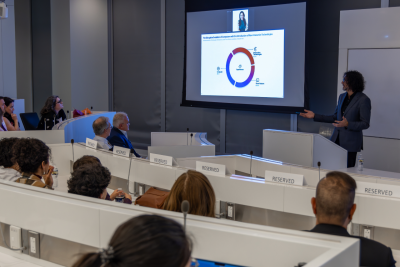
[0,137,396,266]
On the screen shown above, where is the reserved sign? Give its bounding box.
[265,170,304,186]
[86,138,98,149]
[113,146,130,158]
[357,181,400,198]
[196,161,226,177]
[150,153,173,166]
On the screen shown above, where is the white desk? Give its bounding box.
[340,167,400,180]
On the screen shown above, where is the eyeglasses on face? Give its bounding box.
[57,99,63,104]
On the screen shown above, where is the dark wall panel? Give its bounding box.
[390,0,400,6]
[31,0,52,113]
[113,0,162,148]
[165,0,220,151]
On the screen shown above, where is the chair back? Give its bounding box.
[20,112,40,130]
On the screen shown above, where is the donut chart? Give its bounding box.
[226,47,255,88]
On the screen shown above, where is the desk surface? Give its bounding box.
[339,167,400,179]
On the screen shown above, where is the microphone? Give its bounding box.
[91,106,93,110]
[67,110,70,119]
[181,200,190,232]
[186,128,189,146]
[71,139,75,164]
[250,151,253,177]
[190,133,193,146]
[318,162,321,181]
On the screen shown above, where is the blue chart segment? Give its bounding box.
[226,47,255,88]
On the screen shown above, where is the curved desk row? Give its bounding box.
[0,112,116,144]
[58,143,400,257]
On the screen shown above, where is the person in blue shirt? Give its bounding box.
[238,11,248,32]
[107,112,141,158]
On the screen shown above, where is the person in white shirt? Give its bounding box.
[0,137,21,181]
[92,116,113,150]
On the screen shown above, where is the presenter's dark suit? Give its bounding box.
[107,127,141,158]
[310,224,396,267]
[314,92,371,167]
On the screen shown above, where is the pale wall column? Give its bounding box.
[69,0,109,111]
[0,0,17,98]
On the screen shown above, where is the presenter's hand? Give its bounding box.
[299,109,315,119]
[333,116,349,128]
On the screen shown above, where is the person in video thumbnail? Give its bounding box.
[238,11,248,32]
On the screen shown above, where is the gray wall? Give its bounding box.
[15,0,33,111]
[0,0,17,99]
[113,0,162,149]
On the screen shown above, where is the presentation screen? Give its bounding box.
[183,3,307,113]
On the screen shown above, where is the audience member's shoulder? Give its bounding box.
[355,235,395,266]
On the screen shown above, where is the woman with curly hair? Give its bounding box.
[37,95,67,130]
[0,138,21,181]
[72,215,192,267]
[13,138,54,189]
[67,164,132,204]
[163,170,216,218]
[300,70,371,167]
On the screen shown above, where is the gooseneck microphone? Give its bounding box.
[249,151,254,177]
[67,110,70,120]
[318,162,321,181]
[181,200,190,232]
[187,128,189,146]
[71,139,75,163]
[190,133,193,146]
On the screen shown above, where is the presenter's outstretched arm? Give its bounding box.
[299,109,315,119]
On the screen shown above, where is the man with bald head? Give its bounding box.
[92,116,112,150]
[310,171,395,267]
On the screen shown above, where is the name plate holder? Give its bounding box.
[86,138,98,150]
[196,161,227,177]
[357,181,400,198]
[150,153,174,166]
[113,146,130,158]
[265,170,304,186]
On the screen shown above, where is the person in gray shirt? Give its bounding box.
[0,138,21,181]
[92,116,113,150]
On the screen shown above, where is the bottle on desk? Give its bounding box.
[357,154,364,171]
[115,188,125,203]
[52,166,59,188]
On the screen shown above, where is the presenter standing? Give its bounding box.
[300,71,371,168]
[238,11,248,32]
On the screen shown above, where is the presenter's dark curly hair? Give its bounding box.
[11,138,51,174]
[344,70,365,93]
[0,138,19,168]
[68,165,111,199]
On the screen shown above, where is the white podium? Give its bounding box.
[263,129,347,170]
[148,132,215,159]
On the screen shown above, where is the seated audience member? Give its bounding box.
[72,214,192,267]
[0,138,20,181]
[107,112,141,157]
[163,170,216,217]
[92,116,112,150]
[310,171,396,267]
[72,155,130,202]
[37,95,67,130]
[13,138,54,189]
[2,97,20,131]
[68,164,132,204]
[0,106,5,131]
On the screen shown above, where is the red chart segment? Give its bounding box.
[226,47,255,88]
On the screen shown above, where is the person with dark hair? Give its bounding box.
[37,95,67,130]
[300,71,371,167]
[163,170,216,217]
[238,11,248,32]
[72,214,192,267]
[0,138,21,181]
[0,104,5,131]
[13,138,54,189]
[71,155,131,203]
[309,171,395,267]
[68,164,132,204]
[0,97,20,131]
